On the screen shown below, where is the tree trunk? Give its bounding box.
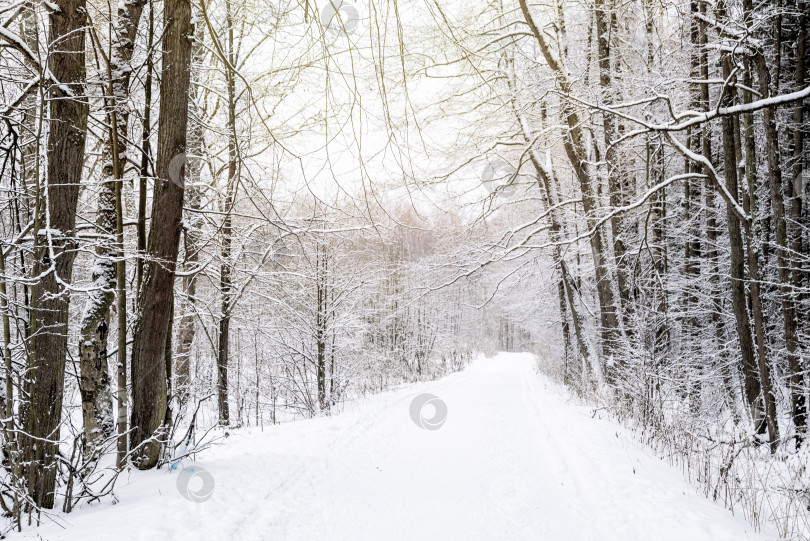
[316,243,329,410]
[790,2,807,344]
[645,0,669,359]
[682,0,703,373]
[736,74,780,449]
[22,0,89,508]
[164,295,174,434]
[698,3,730,405]
[130,0,192,469]
[719,53,769,443]
[557,278,573,384]
[217,0,237,426]
[595,0,631,326]
[217,300,231,425]
[174,20,205,403]
[755,50,806,443]
[79,0,148,454]
[124,0,154,468]
[136,0,154,297]
[0,249,21,522]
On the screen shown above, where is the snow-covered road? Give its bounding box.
[30,353,769,540]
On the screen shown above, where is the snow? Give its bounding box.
[27,353,771,540]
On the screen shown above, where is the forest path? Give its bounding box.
[31,352,769,540]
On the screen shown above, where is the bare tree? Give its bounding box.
[130,0,192,469]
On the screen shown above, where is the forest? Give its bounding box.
[0,0,808,538]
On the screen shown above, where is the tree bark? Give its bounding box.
[174,18,206,403]
[217,0,237,425]
[130,0,192,469]
[78,0,148,453]
[644,0,669,359]
[595,0,632,326]
[698,4,730,407]
[755,49,806,443]
[136,0,154,297]
[316,243,328,411]
[719,53,769,443]
[736,79,780,450]
[790,2,807,341]
[682,0,703,367]
[22,0,89,508]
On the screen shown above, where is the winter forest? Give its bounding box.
[0,0,808,537]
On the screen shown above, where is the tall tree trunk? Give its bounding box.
[682,0,703,376]
[698,8,731,411]
[79,0,148,453]
[644,0,669,359]
[648,136,669,355]
[755,49,806,443]
[557,278,573,385]
[0,249,21,523]
[164,295,174,434]
[675,0,705,408]
[22,0,89,508]
[790,2,807,339]
[316,243,328,410]
[736,0,780,450]
[217,282,231,425]
[130,0,192,469]
[124,0,154,468]
[217,0,237,426]
[136,0,155,297]
[736,82,780,449]
[719,52,770,444]
[115,137,128,467]
[594,0,630,320]
[173,16,205,402]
